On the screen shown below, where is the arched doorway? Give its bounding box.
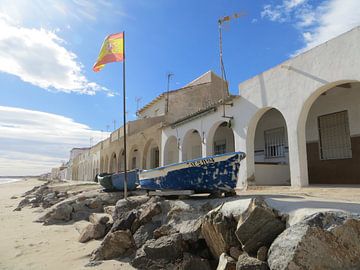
[109,152,117,173]
[118,149,125,172]
[253,108,290,186]
[206,121,235,156]
[129,146,140,170]
[104,155,109,173]
[143,139,160,169]
[305,81,360,184]
[182,129,202,161]
[100,157,104,173]
[164,136,179,165]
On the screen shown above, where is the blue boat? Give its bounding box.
[138,151,246,193]
[97,170,138,191]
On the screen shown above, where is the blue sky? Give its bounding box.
[0,0,359,175]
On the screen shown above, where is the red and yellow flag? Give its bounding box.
[93,32,124,72]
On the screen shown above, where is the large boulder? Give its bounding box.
[89,213,111,225]
[235,198,285,255]
[131,233,184,269]
[202,204,239,258]
[133,221,161,248]
[268,212,360,270]
[111,210,137,232]
[78,223,106,243]
[113,196,149,221]
[91,230,134,260]
[236,254,269,270]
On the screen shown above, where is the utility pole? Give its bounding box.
[113,120,116,131]
[165,72,174,114]
[218,12,245,119]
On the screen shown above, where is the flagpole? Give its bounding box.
[122,31,128,200]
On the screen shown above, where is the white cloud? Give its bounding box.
[0,14,113,95]
[295,0,360,54]
[261,0,360,55]
[0,106,109,176]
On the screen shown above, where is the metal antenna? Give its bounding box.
[135,96,142,116]
[165,72,174,114]
[218,12,245,119]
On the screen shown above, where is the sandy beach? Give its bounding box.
[0,179,134,270]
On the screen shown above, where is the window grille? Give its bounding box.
[264,127,285,158]
[318,111,352,160]
[214,139,226,155]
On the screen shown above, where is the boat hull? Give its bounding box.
[97,170,138,191]
[139,152,245,193]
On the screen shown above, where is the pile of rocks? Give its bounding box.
[14,182,70,211]
[36,190,124,225]
[88,195,360,270]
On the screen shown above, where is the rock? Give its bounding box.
[236,254,269,270]
[87,198,102,209]
[256,246,268,262]
[153,224,177,239]
[45,203,73,224]
[138,201,162,224]
[229,246,243,260]
[143,233,184,261]
[92,230,134,260]
[113,196,149,221]
[71,210,92,221]
[133,221,161,248]
[235,198,285,255]
[10,195,18,199]
[89,213,111,225]
[78,223,106,243]
[181,252,212,270]
[131,233,184,269]
[111,210,137,232]
[75,220,92,234]
[103,205,115,216]
[268,212,360,270]
[202,204,239,258]
[217,253,236,270]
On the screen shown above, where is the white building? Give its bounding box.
[161,26,360,188]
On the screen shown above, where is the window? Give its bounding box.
[214,139,226,155]
[318,111,352,160]
[264,127,285,158]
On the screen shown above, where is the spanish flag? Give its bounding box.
[93,32,124,72]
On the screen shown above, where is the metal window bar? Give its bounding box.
[264,127,285,158]
[318,111,352,160]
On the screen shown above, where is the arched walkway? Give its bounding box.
[302,81,360,184]
[251,108,290,186]
[206,121,235,156]
[143,139,160,169]
[164,136,179,165]
[182,129,202,161]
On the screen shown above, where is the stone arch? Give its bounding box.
[206,121,235,156]
[109,152,117,173]
[182,129,202,161]
[143,139,160,169]
[164,136,179,165]
[298,80,360,184]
